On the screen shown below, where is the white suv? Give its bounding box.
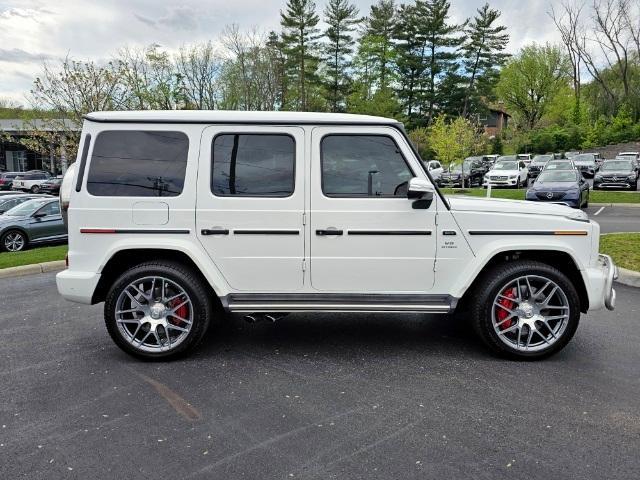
[57,111,617,360]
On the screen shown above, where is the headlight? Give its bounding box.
[509,175,517,179]
[628,175,636,180]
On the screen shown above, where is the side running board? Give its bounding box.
[222,293,455,313]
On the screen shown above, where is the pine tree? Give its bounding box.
[419,0,464,123]
[365,0,396,90]
[394,3,425,124]
[266,31,288,109]
[280,0,321,111]
[460,3,509,117]
[323,0,360,112]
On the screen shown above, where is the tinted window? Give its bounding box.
[38,202,60,216]
[87,131,188,197]
[211,134,295,197]
[321,135,413,197]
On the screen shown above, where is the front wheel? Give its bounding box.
[470,261,581,359]
[104,261,214,360]
[30,185,40,193]
[1,230,27,252]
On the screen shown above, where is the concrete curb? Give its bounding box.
[616,267,640,288]
[0,260,66,279]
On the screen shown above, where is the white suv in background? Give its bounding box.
[57,111,616,361]
[12,171,52,193]
[483,158,529,188]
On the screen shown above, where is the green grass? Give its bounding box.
[0,245,67,269]
[600,233,640,272]
[440,187,640,203]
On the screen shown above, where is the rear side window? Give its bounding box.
[87,131,188,197]
[211,134,295,197]
[321,135,414,197]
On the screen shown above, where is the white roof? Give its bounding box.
[84,110,401,125]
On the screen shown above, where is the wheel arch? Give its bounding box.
[458,249,589,314]
[91,248,222,307]
[1,226,30,244]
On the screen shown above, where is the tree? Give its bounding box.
[429,115,484,178]
[174,42,223,110]
[280,0,322,110]
[496,44,570,130]
[323,0,360,112]
[363,0,396,90]
[420,0,465,123]
[460,3,509,117]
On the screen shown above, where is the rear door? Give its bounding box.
[196,126,305,292]
[309,126,438,293]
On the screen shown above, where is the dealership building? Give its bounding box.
[0,119,78,174]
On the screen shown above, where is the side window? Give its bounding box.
[38,202,60,216]
[87,131,189,197]
[321,135,414,197]
[211,134,295,197]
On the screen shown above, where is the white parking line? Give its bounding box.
[594,206,605,216]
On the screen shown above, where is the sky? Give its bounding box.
[0,0,562,106]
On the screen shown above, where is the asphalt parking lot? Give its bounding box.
[1,272,639,479]
[585,205,640,233]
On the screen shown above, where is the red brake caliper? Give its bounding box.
[496,288,515,330]
[168,296,189,327]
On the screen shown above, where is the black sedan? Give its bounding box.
[437,157,486,187]
[573,153,598,178]
[594,159,638,190]
[525,170,589,209]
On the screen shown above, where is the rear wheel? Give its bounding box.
[30,185,40,193]
[104,261,214,360]
[470,261,580,359]
[1,230,27,252]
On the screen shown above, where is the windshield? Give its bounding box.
[4,199,50,216]
[601,160,632,171]
[537,171,578,183]
[545,162,573,170]
[450,160,474,172]
[574,154,595,163]
[532,155,553,163]
[492,161,518,170]
[497,155,516,162]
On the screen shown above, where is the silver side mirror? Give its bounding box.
[408,178,435,199]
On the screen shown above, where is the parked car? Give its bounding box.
[0,194,50,214]
[572,153,598,178]
[593,159,639,190]
[39,176,64,195]
[526,170,589,209]
[564,151,580,159]
[0,198,67,252]
[482,154,499,168]
[527,154,554,179]
[423,160,443,181]
[11,172,52,193]
[616,152,640,170]
[438,157,485,187]
[516,153,532,166]
[483,159,528,188]
[56,110,616,361]
[0,172,21,191]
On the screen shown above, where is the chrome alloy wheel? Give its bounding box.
[4,232,25,252]
[115,276,193,353]
[492,275,570,352]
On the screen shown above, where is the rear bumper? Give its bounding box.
[56,269,101,304]
[584,254,617,311]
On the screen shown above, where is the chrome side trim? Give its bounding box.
[227,303,451,313]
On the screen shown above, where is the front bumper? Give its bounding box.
[584,254,617,311]
[483,179,519,187]
[594,181,634,189]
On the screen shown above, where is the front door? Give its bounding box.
[196,126,305,292]
[310,126,438,293]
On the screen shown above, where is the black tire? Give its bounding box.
[469,260,581,360]
[1,229,27,252]
[30,185,40,193]
[104,261,214,360]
